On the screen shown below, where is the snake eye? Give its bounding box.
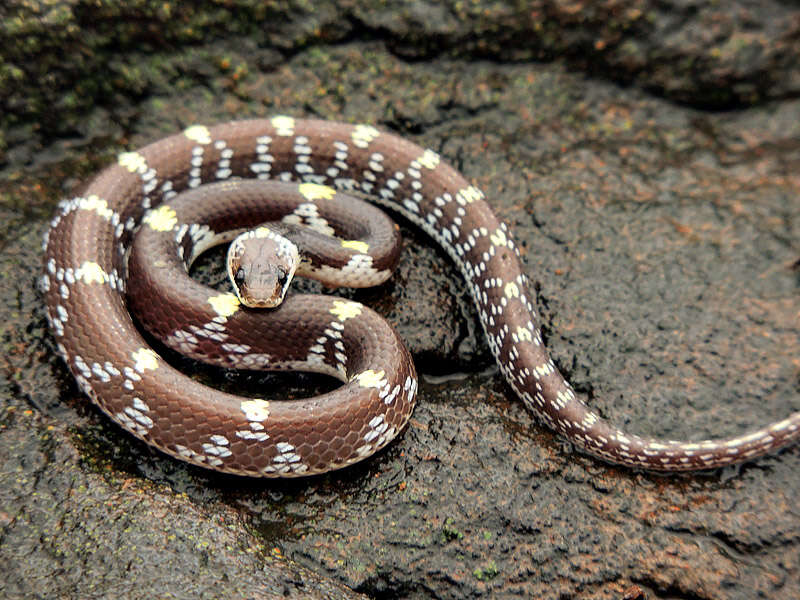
[234,267,246,286]
[277,267,288,286]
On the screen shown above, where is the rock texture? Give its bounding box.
[1,2,798,599]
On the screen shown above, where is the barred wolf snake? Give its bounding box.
[42,117,800,476]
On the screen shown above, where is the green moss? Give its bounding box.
[441,517,463,542]
[473,559,499,580]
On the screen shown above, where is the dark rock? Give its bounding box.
[1,3,798,599]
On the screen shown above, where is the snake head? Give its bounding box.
[227,226,299,308]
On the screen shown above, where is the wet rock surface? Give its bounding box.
[1,2,799,599]
[3,0,800,153]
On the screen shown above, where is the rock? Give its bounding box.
[1,3,798,599]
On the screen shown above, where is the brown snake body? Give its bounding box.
[42,117,800,475]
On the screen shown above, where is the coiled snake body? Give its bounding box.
[42,117,800,475]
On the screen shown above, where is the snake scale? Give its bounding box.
[42,117,800,476]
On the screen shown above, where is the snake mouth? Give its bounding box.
[234,283,284,308]
[230,263,295,308]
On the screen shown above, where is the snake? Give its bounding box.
[41,116,800,476]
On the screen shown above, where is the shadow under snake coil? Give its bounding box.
[41,117,800,476]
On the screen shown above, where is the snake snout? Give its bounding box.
[236,265,289,308]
